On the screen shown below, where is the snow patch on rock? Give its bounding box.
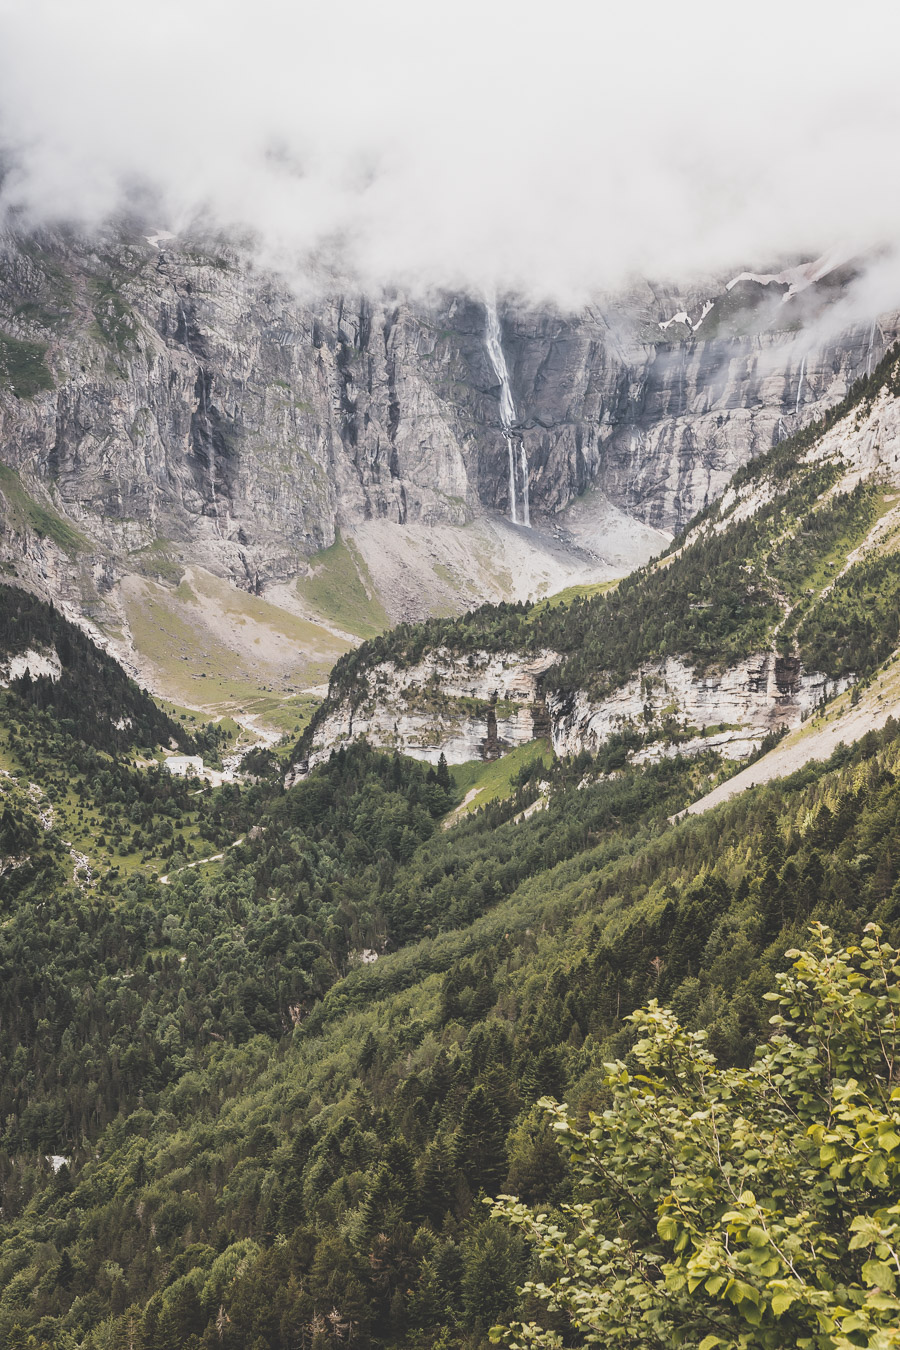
[726,246,854,303]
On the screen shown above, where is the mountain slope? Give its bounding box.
[0,582,190,754]
[5,343,900,1347]
[4,672,900,1347]
[7,232,900,1350]
[297,346,900,772]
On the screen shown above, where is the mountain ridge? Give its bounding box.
[7,230,900,1350]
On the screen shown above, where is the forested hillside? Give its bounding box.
[0,585,189,754]
[492,926,900,1349]
[5,339,900,1350]
[4,611,900,1347]
[6,6,900,1348]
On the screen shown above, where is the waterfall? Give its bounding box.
[196,370,221,532]
[867,320,877,377]
[627,429,645,508]
[507,434,518,526]
[795,355,806,417]
[520,444,530,527]
[484,301,527,525]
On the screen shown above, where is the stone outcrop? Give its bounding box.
[303,646,850,773]
[0,645,62,686]
[306,648,562,767]
[546,654,849,761]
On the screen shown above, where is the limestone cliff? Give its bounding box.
[299,648,561,771]
[1,225,896,628]
[298,360,900,773]
[298,645,848,773]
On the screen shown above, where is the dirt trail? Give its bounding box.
[442,787,482,829]
[158,836,246,885]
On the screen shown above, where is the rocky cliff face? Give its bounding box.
[300,648,561,770]
[299,367,900,773]
[300,646,849,773]
[547,654,849,762]
[0,644,62,686]
[497,273,900,531]
[1,226,897,622]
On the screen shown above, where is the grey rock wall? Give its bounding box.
[1,226,896,606]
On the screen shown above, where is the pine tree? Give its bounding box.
[56,1250,73,1290]
[436,753,452,791]
[418,1135,456,1223]
[454,1085,507,1193]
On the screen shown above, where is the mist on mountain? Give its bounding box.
[2,0,900,315]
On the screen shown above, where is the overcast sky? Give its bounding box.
[1,0,899,307]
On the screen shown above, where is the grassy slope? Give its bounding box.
[448,741,556,817]
[0,464,88,556]
[119,568,351,719]
[527,577,620,618]
[296,532,391,639]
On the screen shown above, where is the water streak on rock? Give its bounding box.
[485,301,528,525]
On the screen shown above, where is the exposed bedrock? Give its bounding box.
[1,229,896,612]
[301,647,850,773]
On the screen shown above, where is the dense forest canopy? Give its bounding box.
[0,584,189,754]
[4,608,900,1347]
[492,927,900,1350]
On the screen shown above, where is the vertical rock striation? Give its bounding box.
[1,227,896,611]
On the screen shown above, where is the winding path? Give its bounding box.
[158,836,245,885]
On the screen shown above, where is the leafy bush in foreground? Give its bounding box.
[494,925,900,1350]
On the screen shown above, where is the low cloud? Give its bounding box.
[2,0,900,312]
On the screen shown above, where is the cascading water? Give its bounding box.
[795,354,806,417]
[484,301,528,525]
[867,320,877,377]
[519,445,530,527]
[627,428,645,509]
[198,373,220,529]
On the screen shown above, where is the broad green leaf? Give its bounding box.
[862,1259,897,1291]
[864,1153,888,1184]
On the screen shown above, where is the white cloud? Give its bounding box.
[1,0,899,308]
